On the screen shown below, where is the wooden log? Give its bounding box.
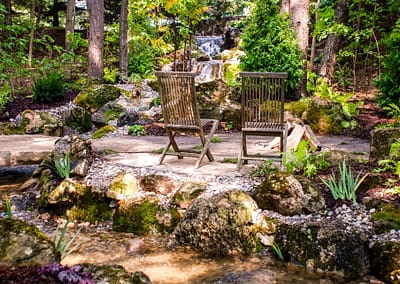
[303,125,322,151]
[286,124,305,151]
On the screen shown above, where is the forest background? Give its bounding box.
[0,0,400,121]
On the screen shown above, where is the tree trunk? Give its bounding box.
[289,0,310,97]
[280,0,290,14]
[52,0,60,27]
[87,0,104,82]
[309,0,320,72]
[65,0,75,50]
[2,0,12,25]
[318,0,349,84]
[119,0,128,80]
[28,1,41,68]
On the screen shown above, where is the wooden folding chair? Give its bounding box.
[155,71,219,168]
[237,72,288,169]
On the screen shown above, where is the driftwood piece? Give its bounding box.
[265,123,320,152]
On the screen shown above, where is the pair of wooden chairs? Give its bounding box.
[155,71,288,169]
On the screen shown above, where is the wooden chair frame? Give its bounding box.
[237,71,288,169]
[155,71,219,168]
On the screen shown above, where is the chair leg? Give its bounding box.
[195,120,219,168]
[237,148,243,170]
[242,132,248,165]
[167,129,183,159]
[158,141,171,165]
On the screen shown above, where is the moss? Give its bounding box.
[370,241,400,283]
[74,84,123,112]
[104,107,123,122]
[92,125,117,139]
[66,186,113,224]
[65,107,92,133]
[285,100,310,118]
[371,204,400,233]
[113,200,160,235]
[0,219,59,261]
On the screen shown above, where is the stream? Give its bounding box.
[0,166,371,284]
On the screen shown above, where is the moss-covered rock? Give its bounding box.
[113,196,179,235]
[74,84,124,113]
[371,203,400,234]
[370,240,400,283]
[0,219,59,266]
[253,172,325,216]
[92,125,117,139]
[21,109,64,136]
[81,263,152,284]
[107,172,139,200]
[275,220,370,280]
[304,98,345,134]
[173,190,264,255]
[170,182,206,209]
[64,106,92,133]
[370,127,400,163]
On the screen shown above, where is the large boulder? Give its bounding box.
[370,239,400,283]
[172,190,265,255]
[113,196,181,235]
[275,219,370,280]
[253,172,325,216]
[64,105,92,133]
[21,109,64,136]
[0,218,59,267]
[107,172,139,200]
[370,127,400,163]
[303,98,346,134]
[74,84,126,113]
[195,79,241,127]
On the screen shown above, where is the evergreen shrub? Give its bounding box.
[239,0,303,99]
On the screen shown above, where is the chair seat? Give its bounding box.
[243,122,285,132]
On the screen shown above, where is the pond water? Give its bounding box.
[0,168,373,284]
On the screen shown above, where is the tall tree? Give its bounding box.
[65,0,75,50]
[318,0,348,84]
[87,0,104,82]
[119,0,128,80]
[288,0,310,97]
[2,0,12,25]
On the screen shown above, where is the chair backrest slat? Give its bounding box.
[240,72,287,127]
[155,71,201,127]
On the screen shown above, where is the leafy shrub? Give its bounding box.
[128,38,155,79]
[374,138,400,177]
[375,19,400,107]
[32,71,66,103]
[239,0,303,98]
[283,140,330,177]
[0,82,12,112]
[128,124,146,136]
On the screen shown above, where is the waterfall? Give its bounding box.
[195,36,223,60]
[194,36,223,82]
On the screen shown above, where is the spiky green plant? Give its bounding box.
[53,220,82,259]
[320,160,367,203]
[54,151,71,179]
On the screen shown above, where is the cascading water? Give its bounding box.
[194,36,224,82]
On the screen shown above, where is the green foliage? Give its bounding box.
[271,242,284,261]
[239,0,303,98]
[53,220,82,259]
[150,96,161,107]
[128,125,146,136]
[283,141,330,177]
[375,19,400,107]
[5,195,12,219]
[211,136,224,143]
[250,159,279,178]
[309,74,359,129]
[128,37,155,79]
[92,125,117,139]
[320,160,367,203]
[32,71,66,103]
[0,82,12,112]
[54,152,71,179]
